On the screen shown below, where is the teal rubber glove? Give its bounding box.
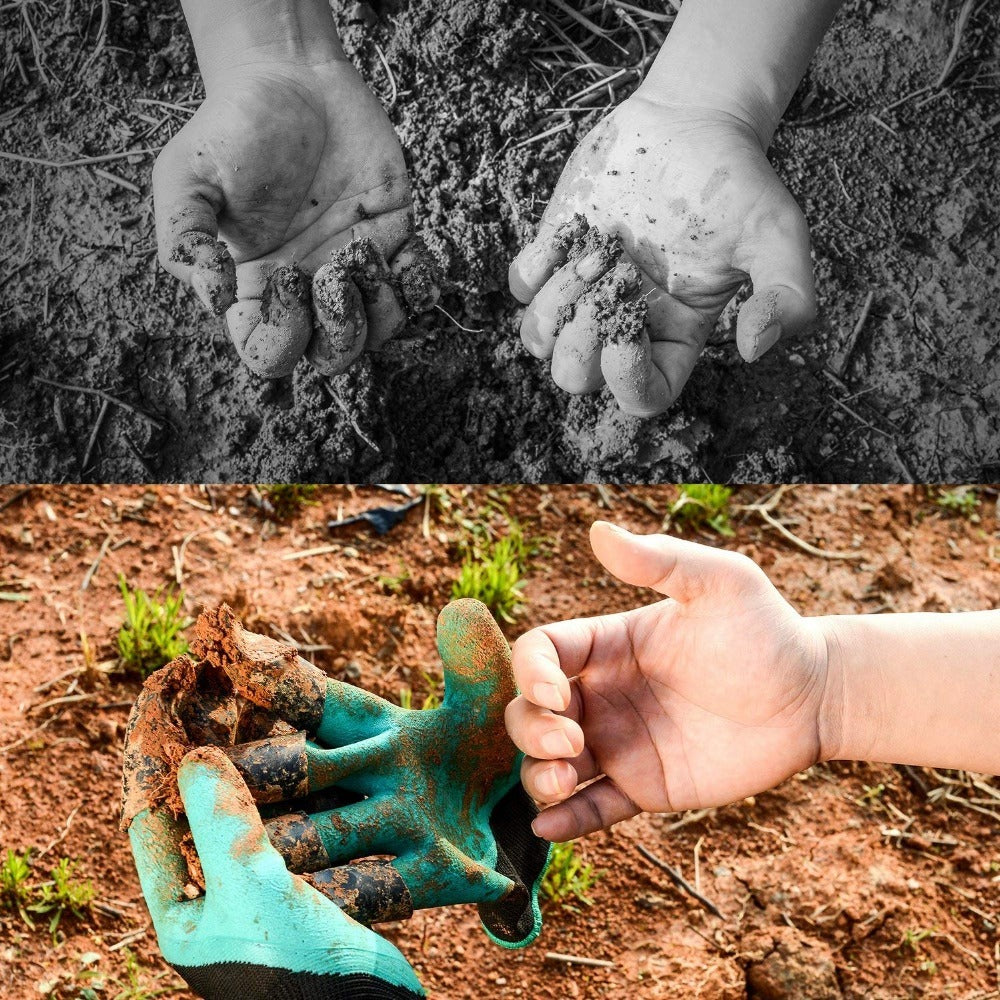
[127,745,424,999]
[192,599,551,949]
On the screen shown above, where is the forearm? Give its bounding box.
[181,0,345,90]
[639,0,844,147]
[818,610,1000,773]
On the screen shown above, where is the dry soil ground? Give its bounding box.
[1,1,999,481]
[1,483,998,999]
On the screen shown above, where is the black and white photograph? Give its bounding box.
[2,0,998,481]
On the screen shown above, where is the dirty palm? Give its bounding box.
[509,0,839,417]
[156,11,440,378]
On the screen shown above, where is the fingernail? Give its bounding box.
[533,682,564,710]
[537,766,563,799]
[751,322,781,361]
[541,729,575,758]
[594,520,629,535]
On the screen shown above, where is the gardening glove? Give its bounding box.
[194,599,552,949]
[127,745,424,999]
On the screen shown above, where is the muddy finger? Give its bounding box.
[520,226,623,359]
[389,234,441,313]
[169,231,237,316]
[307,258,368,376]
[551,258,642,395]
[189,605,329,732]
[226,264,313,378]
[508,212,588,304]
[600,300,674,417]
[310,860,414,925]
[340,238,408,350]
[266,797,396,874]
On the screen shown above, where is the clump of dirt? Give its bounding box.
[120,606,312,828]
[169,232,237,316]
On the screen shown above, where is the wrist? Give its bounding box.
[182,0,345,92]
[813,616,856,764]
[638,24,783,149]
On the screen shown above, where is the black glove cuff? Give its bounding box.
[174,964,422,1000]
[478,781,551,946]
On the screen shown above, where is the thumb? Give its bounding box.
[177,746,285,893]
[589,521,758,604]
[152,135,236,316]
[736,205,816,362]
[436,598,516,715]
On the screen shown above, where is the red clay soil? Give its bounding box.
[1,484,999,999]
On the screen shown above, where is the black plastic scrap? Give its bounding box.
[327,495,422,536]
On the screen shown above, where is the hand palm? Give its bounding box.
[511,95,815,414]
[582,595,825,814]
[186,62,412,285]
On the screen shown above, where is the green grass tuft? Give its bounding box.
[934,486,980,520]
[117,575,191,678]
[541,841,600,910]
[452,526,530,624]
[1,850,93,936]
[668,484,735,536]
[258,484,320,521]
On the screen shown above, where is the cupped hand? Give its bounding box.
[505,522,829,841]
[153,58,438,377]
[508,95,816,416]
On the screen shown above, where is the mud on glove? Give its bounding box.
[126,745,424,999]
[190,598,552,948]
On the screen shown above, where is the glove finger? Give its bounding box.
[436,598,516,714]
[266,797,398,874]
[121,656,200,830]
[188,606,324,734]
[304,734,395,794]
[310,860,415,925]
[551,258,641,395]
[225,264,313,378]
[388,234,441,314]
[520,226,623,359]
[508,212,588,304]
[178,745,289,891]
[127,807,195,931]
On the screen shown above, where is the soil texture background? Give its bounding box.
[1,1,999,481]
[1,483,999,999]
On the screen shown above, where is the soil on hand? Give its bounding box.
[1,1,998,481]
[1,484,998,998]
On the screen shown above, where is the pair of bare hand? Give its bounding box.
[156,64,815,412]
[153,58,439,378]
